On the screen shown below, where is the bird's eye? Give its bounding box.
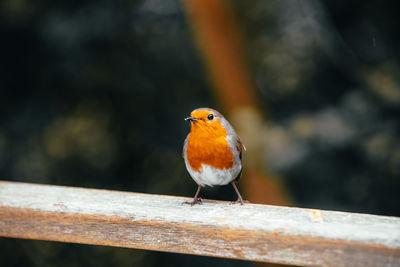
[207,114,214,120]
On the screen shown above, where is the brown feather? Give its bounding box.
[234,137,245,182]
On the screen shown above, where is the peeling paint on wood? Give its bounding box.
[0,181,399,266]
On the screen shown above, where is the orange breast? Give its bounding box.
[186,123,234,172]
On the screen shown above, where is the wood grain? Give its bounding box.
[0,181,399,266]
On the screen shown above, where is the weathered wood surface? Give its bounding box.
[0,181,399,266]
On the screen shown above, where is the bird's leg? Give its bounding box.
[231,182,249,205]
[183,185,203,206]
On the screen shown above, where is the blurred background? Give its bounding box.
[1,0,399,266]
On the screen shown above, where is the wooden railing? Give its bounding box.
[0,181,399,266]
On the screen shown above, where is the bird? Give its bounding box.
[182,107,247,206]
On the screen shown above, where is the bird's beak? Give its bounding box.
[185,116,198,122]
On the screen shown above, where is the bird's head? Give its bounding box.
[185,108,228,137]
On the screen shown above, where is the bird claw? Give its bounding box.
[230,198,249,205]
[183,197,203,206]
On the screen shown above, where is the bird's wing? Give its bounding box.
[235,136,246,160]
[234,136,245,182]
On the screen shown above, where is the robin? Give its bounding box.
[183,107,247,206]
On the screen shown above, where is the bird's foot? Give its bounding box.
[231,198,249,205]
[183,197,203,206]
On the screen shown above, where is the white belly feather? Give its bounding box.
[184,156,242,187]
